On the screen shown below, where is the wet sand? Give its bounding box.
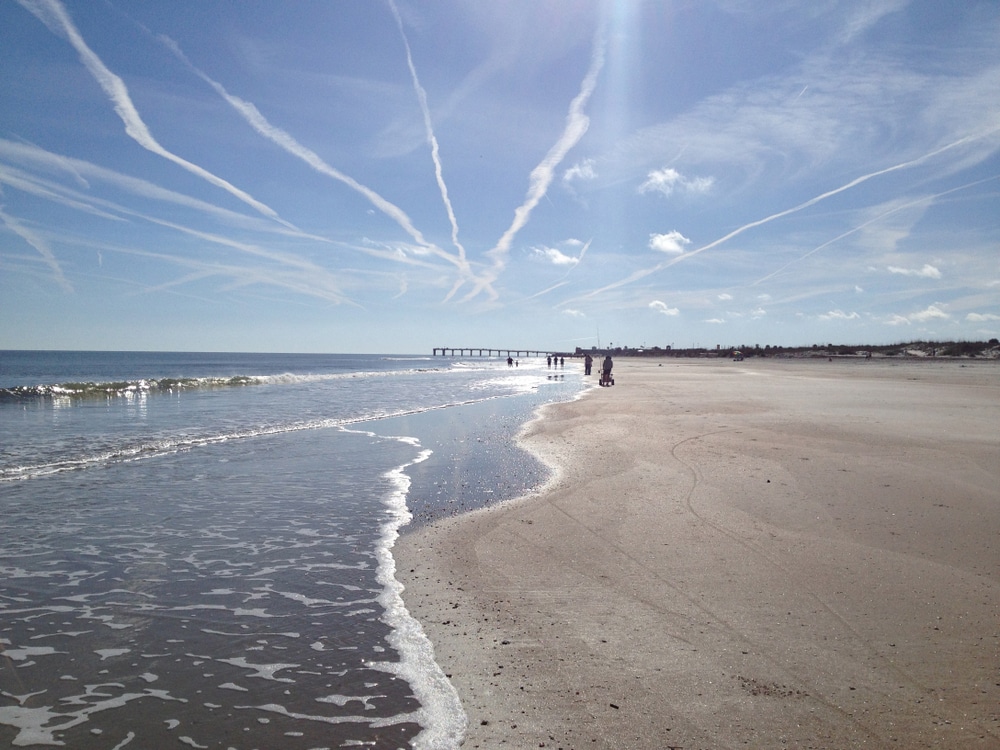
[396,358,1000,749]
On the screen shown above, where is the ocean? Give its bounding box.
[0,351,585,749]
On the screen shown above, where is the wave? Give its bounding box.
[0,375,259,401]
[0,363,489,402]
[0,394,511,483]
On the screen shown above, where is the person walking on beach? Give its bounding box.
[584,354,593,375]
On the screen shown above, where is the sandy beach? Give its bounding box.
[397,358,1000,749]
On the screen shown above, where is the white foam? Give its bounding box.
[237,701,406,727]
[95,648,130,661]
[369,441,468,749]
[3,646,64,661]
[215,657,299,682]
[0,686,182,746]
[316,694,380,711]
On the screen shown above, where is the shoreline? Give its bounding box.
[396,358,1000,749]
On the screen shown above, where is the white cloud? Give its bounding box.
[649,300,680,316]
[966,312,1000,322]
[648,231,691,255]
[531,245,580,266]
[910,304,950,322]
[751,307,767,318]
[887,303,951,325]
[638,167,714,197]
[706,317,726,324]
[717,293,733,300]
[819,310,861,320]
[562,159,597,185]
[887,263,942,279]
[563,308,586,318]
[757,293,772,301]
[855,285,864,293]
[689,176,714,193]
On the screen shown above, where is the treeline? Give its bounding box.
[571,338,1000,359]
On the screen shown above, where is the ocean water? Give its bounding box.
[0,351,585,749]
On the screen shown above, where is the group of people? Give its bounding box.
[505,353,613,385]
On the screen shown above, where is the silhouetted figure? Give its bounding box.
[584,354,593,375]
[600,355,614,386]
[547,356,552,367]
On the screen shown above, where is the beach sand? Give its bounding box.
[396,358,1000,749]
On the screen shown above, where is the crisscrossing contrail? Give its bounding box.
[160,35,475,286]
[16,0,290,227]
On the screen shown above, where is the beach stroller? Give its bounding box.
[599,363,614,387]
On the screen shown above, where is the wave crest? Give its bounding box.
[0,375,259,400]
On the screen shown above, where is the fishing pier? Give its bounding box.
[433,347,551,358]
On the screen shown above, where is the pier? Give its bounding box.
[433,348,551,358]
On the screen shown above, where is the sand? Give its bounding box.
[396,358,1000,749]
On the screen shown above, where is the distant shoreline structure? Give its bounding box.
[432,348,550,358]
[433,338,1000,360]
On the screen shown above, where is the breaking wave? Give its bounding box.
[0,375,258,400]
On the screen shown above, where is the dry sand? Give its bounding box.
[397,358,1000,749]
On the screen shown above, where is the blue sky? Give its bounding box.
[2,0,998,354]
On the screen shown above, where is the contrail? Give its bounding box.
[134,215,357,305]
[388,0,467,267]
[521,280,571,302]
[159,36,474,281]
[751,174,1000,287]
[100,243,354,305]
[0,141,449,278]
[463,28,607,302]
[577,125,1000,300]
[0,139,441,263]
[0,206,73,291]
[15,0,289,226]
[1,158,355,302]
[0,163,124,222]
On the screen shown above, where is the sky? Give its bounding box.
[1,0,998,354]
